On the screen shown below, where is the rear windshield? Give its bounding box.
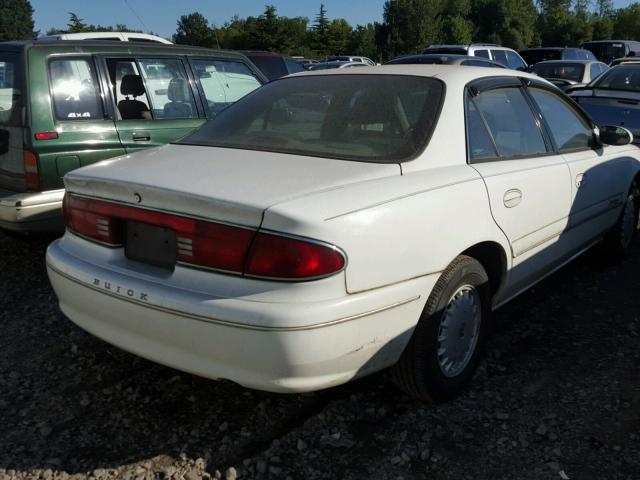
[520,49,562,64]
[180,75,444,163]
[582,42,626,62]
[0,52,23,126]
[531,63,585,82]
[591,65,640,91]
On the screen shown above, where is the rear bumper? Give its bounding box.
[0,188,65,233]
[46,234,434,393]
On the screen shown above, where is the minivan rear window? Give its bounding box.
[49,58,102,121]
[180,75,444,163]
[0,52,23,126]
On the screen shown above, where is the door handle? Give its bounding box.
[576,173,585,189]
[503,189,522,208]
[132,132,151,142]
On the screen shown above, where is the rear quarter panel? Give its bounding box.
[263,165,511,294]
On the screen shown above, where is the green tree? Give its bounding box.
[67,12,89,33]
[440,0,474,44]
[613,3,640,39]
[537,0,576,46]
[470,0,538,49]
[350,23,378,60]
[0,0,35,40]
[312,3,331,54]
[591,0,614,39]
[173,12,215,47]
[327,18,352,54]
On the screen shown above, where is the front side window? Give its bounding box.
[191,59,262,117]
[0,52,23,125]
[105,58,152,120]
[181,75,444,163]
[472,87,547,158]
[529,88,593,152]
[49,58,102,121]
[591,65,640,91]
[138,58,197,119]
[506,51,526,70]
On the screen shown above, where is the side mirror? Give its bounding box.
[599,125,634,146]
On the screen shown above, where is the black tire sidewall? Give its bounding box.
[411,258,491,402]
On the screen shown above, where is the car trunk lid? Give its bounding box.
[63,143,400,227]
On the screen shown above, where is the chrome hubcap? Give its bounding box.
[437,285,481,378]
[620,196,636,249]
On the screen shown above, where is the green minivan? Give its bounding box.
[0,40,266,233]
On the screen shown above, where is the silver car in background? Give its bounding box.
[531,60,609,91]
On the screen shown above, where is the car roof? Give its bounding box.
[0,39,230,54]
[386,53,497,64]
[289,64,546,88]
[532,59,599,64]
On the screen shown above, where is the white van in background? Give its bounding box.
[38,32,172,44]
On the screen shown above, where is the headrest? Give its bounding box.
[120,74,145,97]
[167,77,189,102]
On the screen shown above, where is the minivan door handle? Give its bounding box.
[132,132,151,142]
[503,189,522,208]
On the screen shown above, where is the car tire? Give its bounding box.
[392,255,491,403]
[602,182,639,259]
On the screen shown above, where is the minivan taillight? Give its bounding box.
[63,194,346,280]
[23,150,39,191]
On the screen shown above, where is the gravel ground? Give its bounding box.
[1,231,639,480]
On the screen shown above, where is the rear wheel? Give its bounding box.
[392,255,491,403]
[602,182,639,259]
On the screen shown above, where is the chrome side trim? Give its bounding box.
[48,262,420,332]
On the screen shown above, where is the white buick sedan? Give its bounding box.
[47,66,640,403]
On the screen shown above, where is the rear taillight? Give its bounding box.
[246,232,346,279]
[63,194,345,280]
[23,150,39,191]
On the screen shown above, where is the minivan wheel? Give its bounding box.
[392,255,490,403]
[602,182,639,258]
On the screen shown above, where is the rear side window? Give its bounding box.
[472,87,547,158]
[181,75,444,163]
[466,95,498,161]
[475,50,490,59]
[49,58,102,121]
[0,52,23,126]
[191,59,262,117]
[528,88,593,152]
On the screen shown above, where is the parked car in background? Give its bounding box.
[0,41,265,234]
[569,64,640,142]
[385,53,504,68]
[610,57,640,67]
[307,61,369,71]
[293,57,319,69]
[421,44,528,70]
[47,66,640,404]
[327,55,376,66]
[530,60,608,90]
[240,51,305,81]
[581,40,640,64]
[38,31,172,44]
[519,47,596,65]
